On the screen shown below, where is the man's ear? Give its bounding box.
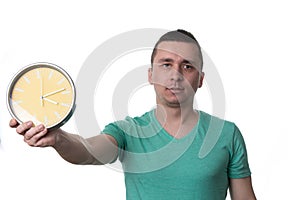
[148,67,153,85]
[198,72,205,88]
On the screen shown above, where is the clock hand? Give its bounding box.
[43,97,58,105]
[43,88,65,98]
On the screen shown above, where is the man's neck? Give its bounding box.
[155,105,193,122]
[155,104,199,138]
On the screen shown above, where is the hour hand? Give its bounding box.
[43,97,58,105]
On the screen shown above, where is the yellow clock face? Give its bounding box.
[7,63,76,130]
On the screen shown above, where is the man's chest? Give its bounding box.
[123,134,230,182]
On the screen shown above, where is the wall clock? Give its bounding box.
[7,62,76,130]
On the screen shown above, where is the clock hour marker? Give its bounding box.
[36,69,41,79]
[23,76,30,84]
[57,78,65,85]
[60,103,70,107]
[12,100,22,105]
[48,70,53,80]
[44,116,49,125]
[54,111,61,119]
[62,90,71,95]
[14,88,24,92]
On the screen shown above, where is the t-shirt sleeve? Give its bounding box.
[102,122,127,160]
[228,124,251,178]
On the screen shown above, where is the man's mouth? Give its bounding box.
[167,87,184,94]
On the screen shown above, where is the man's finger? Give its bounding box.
[25,128,48,147]
[9,118,19,128]
[16,121,34,135]
[24,124,45,140]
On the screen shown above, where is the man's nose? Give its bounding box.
[170,66,183,81]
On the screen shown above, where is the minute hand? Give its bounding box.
[43,88,65,98]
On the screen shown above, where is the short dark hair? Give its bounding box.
[151,29,203,69]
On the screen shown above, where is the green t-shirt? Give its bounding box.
[103,110,251,200]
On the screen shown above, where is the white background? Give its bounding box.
[1,0,299,199]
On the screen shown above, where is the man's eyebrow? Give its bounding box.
[157,58,174,63]
[157,58,193,64]
[182,59,193,64]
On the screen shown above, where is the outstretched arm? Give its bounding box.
[9,119,118,165]
[229,176,256,200]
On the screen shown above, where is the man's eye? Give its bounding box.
[161,63,171,68]
[183,64,193,70]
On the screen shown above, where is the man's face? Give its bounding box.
[149,41,204,107]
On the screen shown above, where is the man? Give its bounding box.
[9,29,256,199]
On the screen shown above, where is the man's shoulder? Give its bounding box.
[198,110,236,130]
[103,110,155,138]
[105,110,154,131]
[197,110,240,158]
[124,110,153,126]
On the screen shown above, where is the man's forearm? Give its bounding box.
[52,130,100,165]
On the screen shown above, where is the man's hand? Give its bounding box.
[9,118,59,147]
